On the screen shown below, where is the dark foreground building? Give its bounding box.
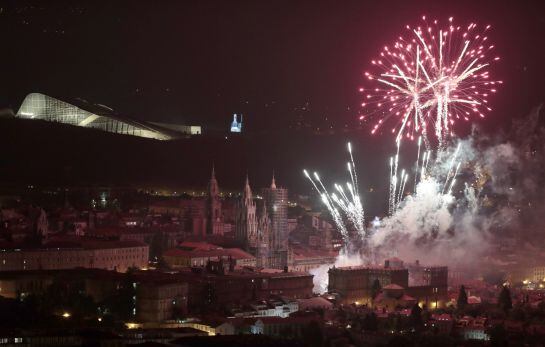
[328,258,448,309]
[180,260,313,311]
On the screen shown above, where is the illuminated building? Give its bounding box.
[328,262,408,305]
[230,113,242,132]
[0,238,149,272]
[234,176,271,267]
[162,242,256,268]
[328,259,448,308]
[262,175,289,269]
[206,166,223,235]
[255,202,272,268]
[289,246,337,273]
[16,93,201,140]
[235,177,258,249]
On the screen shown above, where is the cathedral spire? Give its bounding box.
[271,171,277,189]
[243,174,253,204]
[208,163,219,198]
[206,163,221,235]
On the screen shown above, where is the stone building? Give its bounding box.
[261,175,289,269]
[206,166,223,235]
[136,280,188,322]
[328,258,448,309]
[0,238,149,272]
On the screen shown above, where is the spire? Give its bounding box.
[208,163,219,198]
[271,171,277,189]
[243,174,253,204]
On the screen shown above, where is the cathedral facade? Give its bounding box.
[206,166,224,235]
[234,175,289,269]
[206,169,290,269]
[234,176,271,267]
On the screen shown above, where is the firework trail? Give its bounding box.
[442,142,461,194]
[311,171,347,236]
[414,136,422,192]
[360,16,501,148]
[303,143,365,241]
[397,170,409,207]
[388,140,402,214]
[448,162,461,195]
[388,157,393,215]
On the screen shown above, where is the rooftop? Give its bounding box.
[163,246,255,261]
[0,236,147,252]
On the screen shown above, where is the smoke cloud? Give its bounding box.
[310,105,545,292]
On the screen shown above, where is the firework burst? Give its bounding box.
[360,16,502,147]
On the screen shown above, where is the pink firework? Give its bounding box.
[360,16,502,146]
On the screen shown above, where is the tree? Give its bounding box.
[409,303,423,330]
[510,305,526,321]
[387,334,412,347]
[371,278,382,300]
[302,320,323,347]
[362,312,379,331]
[421,304,431,323]
[418,333,455,347]
[489,324,508,347]
[457,285,468,311]
[498,286,513,313]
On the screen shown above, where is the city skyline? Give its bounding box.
[1,1,545,346]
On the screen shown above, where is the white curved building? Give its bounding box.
[17,93,200,140]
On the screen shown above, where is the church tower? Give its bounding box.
[206,165,222,235]
[256,201,271,267]
[262,173,289,269]
[235,175,258,249]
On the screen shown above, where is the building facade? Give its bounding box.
[136,281,189,322]
[162,242,256,269]
[234,176,275,268]
[0,239,149,272]
[206,166,223,235]
[181,267,314,311]
[16,93,198,140]
[262,176,289,269]
[328,259,448,308]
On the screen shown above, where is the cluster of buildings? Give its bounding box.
[9,166,545,345]
[0,166,342,277]
[0,169,331,335]
[234,174,290,269]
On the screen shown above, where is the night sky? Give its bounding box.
[0,0,545,216]
[1,0,545,132]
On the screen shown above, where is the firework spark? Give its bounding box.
[360,16,502,147]
[303,143,365,242]
[304,140,463,242]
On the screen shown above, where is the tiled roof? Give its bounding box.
[163,247,255,260]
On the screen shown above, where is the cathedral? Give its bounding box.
[234,175,289,269]
[235,175,267,267]
[205,167,290,269]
